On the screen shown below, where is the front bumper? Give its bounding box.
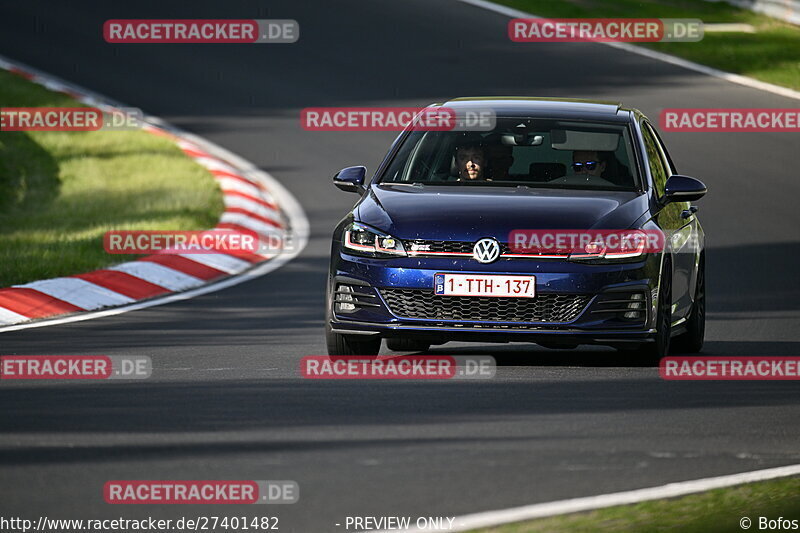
[328,251,662,346]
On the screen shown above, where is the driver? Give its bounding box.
[455,142,487,181]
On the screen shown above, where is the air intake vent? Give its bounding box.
[380,289,590,323]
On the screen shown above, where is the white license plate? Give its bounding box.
[434,273,536,298]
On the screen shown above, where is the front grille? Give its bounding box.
[406,240,512,255]
[380,289,591,323]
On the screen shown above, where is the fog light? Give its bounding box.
[336,284,356,312]
[624,293,645,319]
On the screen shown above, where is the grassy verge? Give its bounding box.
[475,476,800,532]
[496,0,800,91]
[0,69,224,287]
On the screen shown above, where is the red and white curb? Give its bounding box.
[0,55,309,332]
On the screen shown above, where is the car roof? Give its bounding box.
[437,97,638,123]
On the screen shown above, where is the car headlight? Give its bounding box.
[343,222,407,257]
[568,230,649,262]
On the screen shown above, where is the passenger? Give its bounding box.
[455,142,487,181]
[571,150,607,178]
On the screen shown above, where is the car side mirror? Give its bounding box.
[663,175,707,204]
[333,166,367,193]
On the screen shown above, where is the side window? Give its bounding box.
[641,122,668,196]
[647,123,677,175]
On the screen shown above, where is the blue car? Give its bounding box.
[326,98,706,363]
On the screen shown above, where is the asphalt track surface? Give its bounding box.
[1,1,799,531]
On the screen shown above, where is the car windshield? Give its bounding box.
[378,117,639,191]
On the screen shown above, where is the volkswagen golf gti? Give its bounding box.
[325,98,707,363]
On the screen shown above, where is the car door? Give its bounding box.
[640,120,695,321]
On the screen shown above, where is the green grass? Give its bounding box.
[475,476,800,532]
[0,69,224,287]
[497,0,800,90]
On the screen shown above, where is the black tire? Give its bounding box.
[326,323,381,355]
[640,260,673,366]
[386,338,431,352]
[673,254,705,353]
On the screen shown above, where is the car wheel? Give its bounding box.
[673,253,705,353]
[386,338,431,352]
[640,260,672,366]
[326,323,381,355]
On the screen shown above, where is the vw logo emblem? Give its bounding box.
[473,238,500,263]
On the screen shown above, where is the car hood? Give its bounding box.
[356,184,649,241]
